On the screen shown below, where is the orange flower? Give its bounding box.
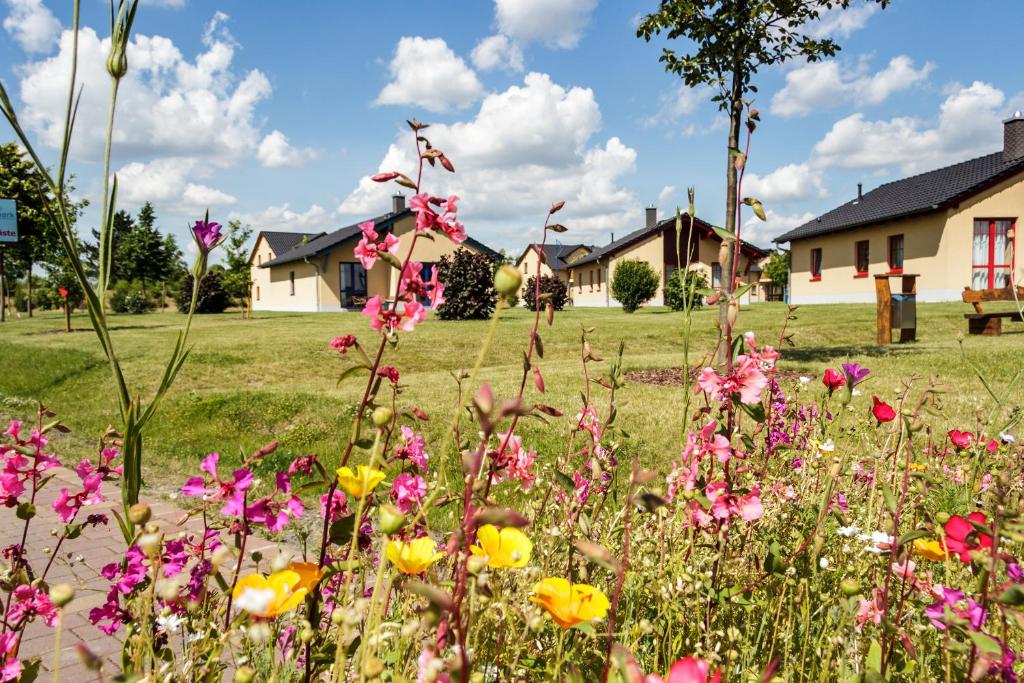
[530,577,610,628]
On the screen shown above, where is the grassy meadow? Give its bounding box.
[0,301,1020,493]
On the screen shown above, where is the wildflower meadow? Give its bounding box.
[0,2,1023,682]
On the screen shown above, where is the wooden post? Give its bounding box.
[899,275,917,343]
[0,246,5,323]
[874,275,892,345]
[64,301,71,333]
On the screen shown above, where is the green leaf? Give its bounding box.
[328,515,356,545]
[968,631,1003,655]
[896,529,929,546]
[712,226,736,242]
[740,401,766,422]
[554,471,574,493]
[998,585,1024,606]
[866,639,882,673]
[337,365,370,386]
[880,483,898,515]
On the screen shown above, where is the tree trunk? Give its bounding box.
[26,259,32,317]
[717,71,743,364]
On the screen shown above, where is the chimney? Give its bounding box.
[646,205,657,229]
[1004,111,1024,162]
[392,193,406,213]
[610,232,615,244]
[857,183,863,200]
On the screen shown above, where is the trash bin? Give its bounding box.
[891,292,916,330]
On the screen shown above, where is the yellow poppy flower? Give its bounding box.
[386,537,445,575]
[469,525,532,568]
[912,538,947,562]
[530,577,610,628]
[335,465,386,498]
[287,561,323,593]
[232,569,308,618]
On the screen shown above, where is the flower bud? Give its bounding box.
[331,608,345,625]
[494,265,522,298]
[840,578,862,596]
[372,406,393,427]
[106,45,128,79]
[138,533,162,558]
[49,583,75,607]
[378,504,406,535]
[466,555,488,575]
[935,511,950,524]
[234,666,256,683]
[300,628,315,643]
[128,503,151,525]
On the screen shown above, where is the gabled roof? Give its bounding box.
[774,151,1024,243]
[261,209,500,267]
[572,214,768,267]
[515,243,592,271]
[261,231,324,256]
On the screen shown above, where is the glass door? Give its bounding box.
[973,220,1015,289]
[339,262,368,308]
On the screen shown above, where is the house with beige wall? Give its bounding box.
[775,114,1024,304]
[249,195,498,312]
[566,206,769,307]
[513,243,592,301]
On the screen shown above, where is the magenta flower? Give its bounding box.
[0,632,21,682]
[330,335,357,354]
[321,489,349,522]
[52,462,104,523]
[192,219,223,252]
[391,473,426,514]
[89,587,129,635]
[7,585,58,627]
[841,362,871,387]
[180,452,254,518]
[362,296,428,335]
[395,426,428,472]
[493,432,537,490]
[101,545,147,595]
[245,472,304,532]
[399,261,446,310]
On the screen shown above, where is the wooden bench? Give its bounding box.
[962,286,1024,335]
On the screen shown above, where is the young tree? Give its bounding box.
[638,0,888,357]
[220,220,253,317]
[611,259,660,313]
[763,250,790,287]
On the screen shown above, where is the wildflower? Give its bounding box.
[947,429,974,450]
[871,396,896,424]
[7,585,58,627]
[156,613,184,634]
[859,530,893,554]
[244,473,305,532]
[943,512,993,562]
[353,220,400,270]
[377,366,400,384]
[180,452,254,518]
[1000,431,1016,444]
[233,567,313,618]
[192,219,223,252]
[493,432,537,489]
[320,489,349,521]
[856,590,884,630]
[395,426,428,471]
[335,465,386,498]
[386,537,445,575]
[409,193,466,243]
[52,465,104,523]
[985,438,999,453]
[822,368,845,393]
[0,632,21,682]
[811,438,835,457]
[645,657,722,683]
[695,355,768,405]
[391,472,426,514]
[470,525,533,568]
[330,335,357,354]
[530,577,610,628]
[837,525,861,537]
[799,376,811,385]
[925,587,986,631]
[913,538,947,562]
[841,362,870,387]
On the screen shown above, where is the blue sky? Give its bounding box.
[2,0,1022,258]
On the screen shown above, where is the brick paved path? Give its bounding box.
[3,467,284,681]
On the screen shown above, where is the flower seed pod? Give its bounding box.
[234,666,256,683]
[128,503,151,525]
[494,265,522,298]
[49,583,75,607]
[378,504,406,536]
[372,406,393,427]
[840,578,862,596]
[466,555,488,575]
[138,533,162,558]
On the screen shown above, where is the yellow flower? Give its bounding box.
[386,537,445,575]
[470,525,532,568]
[530,577,610,628]
[232,569,309,618]
[913,538,947,562]
[909,462,927,473]
[336,465,386,498]
[287,561,323,593]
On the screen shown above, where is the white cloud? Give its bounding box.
[743,209,816,246]
[471,34,524,72]
[805,2,878,39]
[257,130,317,168]
[812,81,1007,174]
[494,0,597,49]
[744,163,827,203]
[230,203,333,232]
[144,0,188,7]
[642,83,712,129]
[657,185,675,207]
[342,72,639,246]
[771,56,933,118]
[115,157,236,213]
[375,36,484,113]
[3,0,60,53]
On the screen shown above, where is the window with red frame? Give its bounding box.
[810,248,822,280]
[854,240,869,276]
[887,235,904,273]
[972,219,1015,289]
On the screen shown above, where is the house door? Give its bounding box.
[339,262,368,308]
[972,219,1015,289]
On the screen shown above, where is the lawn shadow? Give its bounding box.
[782,343,919,364]
[28,324,175,335]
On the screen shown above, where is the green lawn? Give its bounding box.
[0,302,1021,490]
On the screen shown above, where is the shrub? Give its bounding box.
[522,274,569,311]
[611,259,660,313]
[664,268,708,311]
[111,280,154,314]
[177,271,231,314]
[435,248,497,320]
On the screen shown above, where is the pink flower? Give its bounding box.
[410,193,466,243]
[330,335,357,354]
[362,296,385,332]
[646,657,721,683]
[244,472,304,532]
[856,589,884,631]
[321,489,349,522]
[354,220,401,270]
[7,585,58,627]
[395,426,429,472]
[391,473,426,514]
[695,355,768,405]
[192,219,223,252]
[0,631,21,682]
[948,429,974,450]
[493,432,537,489]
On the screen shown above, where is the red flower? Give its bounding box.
[943,511,993,563]
[58,287,68,299]
[871,396,896,424]
[822,368,845,392]
[985,439,999,453]
[947,430,974,450]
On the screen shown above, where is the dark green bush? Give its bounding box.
[435,248,497,320]
[611,259,660,313]
[177,271,231,314]
[522,274,569,311]
[111,280,154,314]
[664,268,708,311]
